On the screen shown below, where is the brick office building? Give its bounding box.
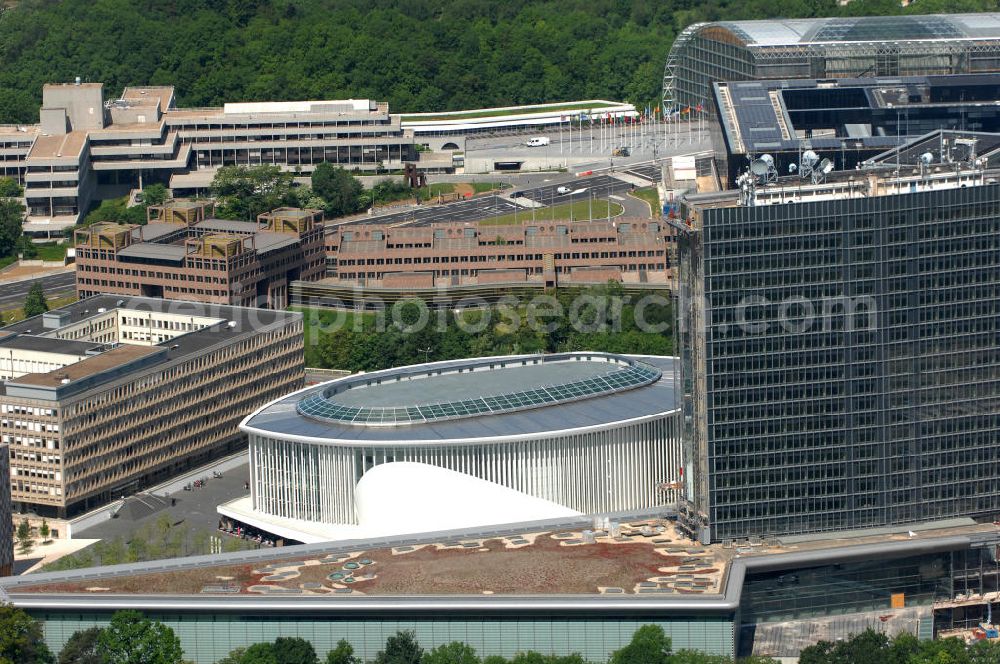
[323,217,673,289]
[75,201,325,308]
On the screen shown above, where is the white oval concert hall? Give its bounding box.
[233,352,681,541]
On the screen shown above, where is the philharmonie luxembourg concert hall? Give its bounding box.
[220,353,683,543]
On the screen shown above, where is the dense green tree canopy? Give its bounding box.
[311,163,364,217]
[0,603,54,664]
[374,631,423,664]
[0,176,22,198]
[608,624,672,664]
[96,610,184,664]
[423,642,482,664]
[325,640,360,664]
[799,629,1000,664]
[305,283,674,372]
[272,637,319,664]
[57,627,102,664]
[3,0,998,125]
[0,197,24,258]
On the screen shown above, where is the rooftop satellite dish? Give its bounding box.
[750,160,770,177]
[760,154,774,167]
[802,150,819,166]
[789,163,797,173]
[919,152,934,166]
[819,158,834,174]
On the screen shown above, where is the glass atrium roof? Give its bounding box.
[711,13,1000,47]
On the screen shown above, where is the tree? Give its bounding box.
[272,638,317,664]
[311,163,363,218]
[39,519,50,543]
[0,177,22,198]
[96,610,184,664]
[241,643,279,664]
[82,197,146,226]
[374,631,423,664]
[0,197,25,257]
[423,642,480,664]
[57,627,103,664]
[211,165,294,220]
[325,640,360,664]
[141,184,169,207]
[23,281,49,318]
[15,518,34,555]
[608,624,672,664]
[216,648,247,664]
[0,603,54,664]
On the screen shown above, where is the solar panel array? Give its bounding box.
[296,361,661,426]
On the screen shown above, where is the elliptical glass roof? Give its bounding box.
[296,353,662,427]
[714,13,1000,47]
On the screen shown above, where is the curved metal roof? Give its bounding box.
[242,353,679,444]
[296,353,661,427]
[706,13,1000,47]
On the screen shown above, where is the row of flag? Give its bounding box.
[559,103,705,124]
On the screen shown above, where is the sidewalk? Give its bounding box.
[0,263,72,285]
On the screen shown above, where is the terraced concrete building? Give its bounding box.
[9,82,421,235]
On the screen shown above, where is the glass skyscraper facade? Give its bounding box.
[679,183,1000,542]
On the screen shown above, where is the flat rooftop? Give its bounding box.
[715,73,1000,158]
[0,336,102,356]
[6,517,996,605]
[9,345,163,388]
[10,518,727,598]
[26,131,87,160]
[121,86,175,111]
[0,296,302,399]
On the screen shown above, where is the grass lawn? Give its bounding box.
[1,293,77,325]
[471,181,511,194]
[33,243,67,262]
[480,199,623,226]
[416,183,456,201]
[631,187,660,217]
[401,101,614,122]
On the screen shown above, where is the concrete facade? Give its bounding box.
[11,83,425,234]
[0,296,305,518]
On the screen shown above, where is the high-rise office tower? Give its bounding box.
[678,130,1000,542]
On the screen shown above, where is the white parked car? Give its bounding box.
[556,186,572,195]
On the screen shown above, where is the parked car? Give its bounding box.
[556,186,572,195]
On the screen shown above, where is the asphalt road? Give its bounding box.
[513,173,634,204]
[0,271,76,309]
[344,194,522,227]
